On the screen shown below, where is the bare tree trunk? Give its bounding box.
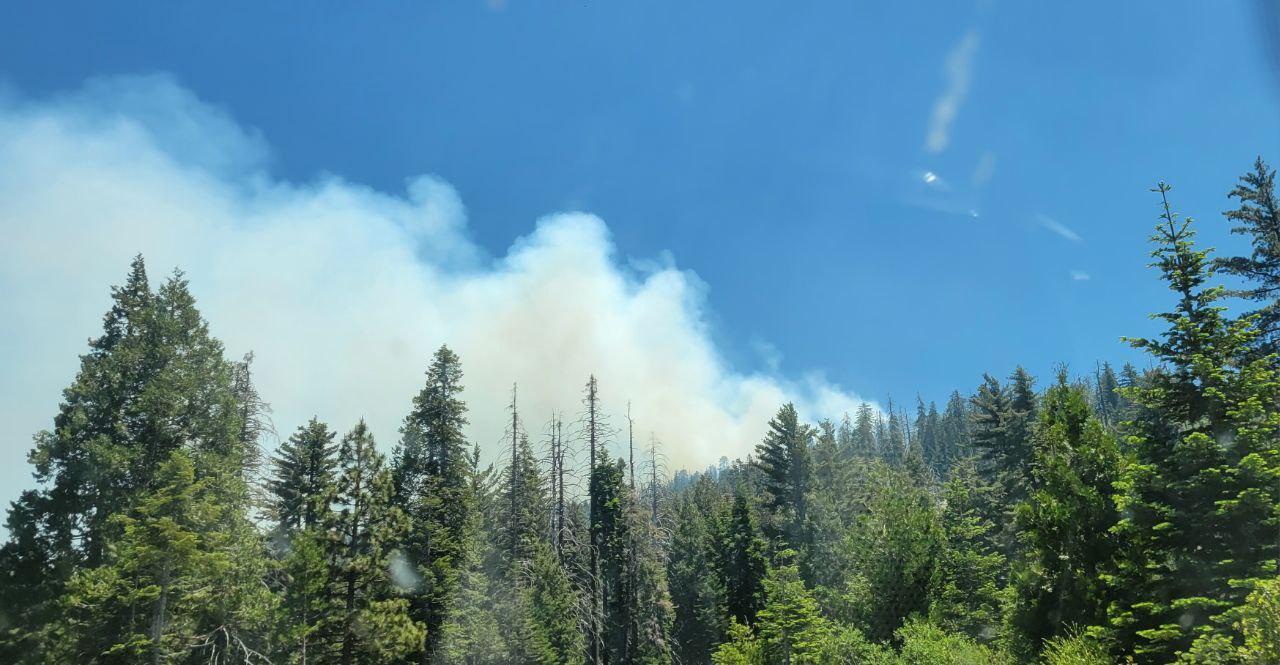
[510,383,519,565]
[627,403,635,492]
[649,439,659,525]
[586,375,602,665]
[554,416,566,560]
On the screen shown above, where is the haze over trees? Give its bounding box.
[1,160,1279,664]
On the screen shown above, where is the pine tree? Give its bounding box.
[1107,183,1280,662]
[587,455,673,664]
[852,402,879,458]
[969,368,1037,556]
[622,501,675,664]
[392,345,472,660]
[493,386,549,576]
[277,526,332,664]
[269,418,338,533]
[716,493,769,628]
[592,458,631,663]
[753,551,831,664]
[916,398,944,478]
[810,419,844,499]
[668,476,728,663]
[0,259,253,661]
[320,421,424,664]
[979,368,1037,506]
[752,403,812,549]
[836,412,856,458]
[938,390,972,466]
[433,505,506,665]
[54,449,277,664]
[711,551,831,665]
[526,541,586,664]
[845,462,944,642]
[930,457,1008,646]
[1215,157,1280,354]
[884,398,906,464]
[1093,362,1124,428]
[1011,370,1123,658]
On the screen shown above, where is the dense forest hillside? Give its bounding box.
[2,161,1279,664]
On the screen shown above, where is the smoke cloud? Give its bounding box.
[0,75,873,511]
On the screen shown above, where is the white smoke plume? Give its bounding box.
[0,75,874,513]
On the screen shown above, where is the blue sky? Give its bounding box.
[2,1,1278,415]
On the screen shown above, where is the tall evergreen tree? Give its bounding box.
[392,345,471,660]
[1215,157,1280,354]
[525,541,587,664]
[277,525,332,664]
[0,259,254,661]
[969,367,1038,555]
[1092,362,1124,428]
[435,464,507,665]
[592,459,632,664]
[717,493,769,629]
[915,398,944,479]
[752,551,831,665]
[269,418,338,533]
[320,421,423,664]
[622,501,675,664]
[845,462,944,642]
[54,448,277,664]
[884,398,906,464]
[852,402,879,459]
[494,431,549,575]
[1109,183,1280,662]
[668,476,728,663]
[810,419,844,499]
[836,412,856,458]
[1011,370,1123,658]
[938,390,971,466]
[929,457,1007,646]
[752,403,812,549]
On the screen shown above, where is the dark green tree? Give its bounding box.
[716,493,769,628]
[592,459,632,663]
[53,449,277,664]
[269,418,338,533]
[668,476,727,664]
[938,391,972,466]
[930,458,1008,646]
[844,463,944,642]
[969,368,1037,556]
[391,345,472,660]
[525,541,586,664]
[884,399,907,464]
[752,403,812,549]
[1092,362,1124,429]
[1215,157,1280,354]
[1011,370,1123,658]
[1109,183,1280,662]
[753,551,831,664]
[276,526,332,664]
[0,259,253,661]
[320,421,424,664]
[434,483,506,665]
[852,402,879,458]
[916,398,944,479]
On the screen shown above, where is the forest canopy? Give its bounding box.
[2,160,1280,664]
